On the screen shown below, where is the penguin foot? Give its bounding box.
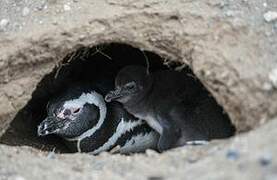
[157,129,180,152]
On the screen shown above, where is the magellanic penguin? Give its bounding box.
[37,84,159,154]
[105,65,235,152]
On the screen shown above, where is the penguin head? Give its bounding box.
[105,65,150,104]
[38,87,105,139]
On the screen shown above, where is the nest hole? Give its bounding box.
[0,43,235,153]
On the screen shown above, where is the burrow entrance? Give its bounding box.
[0,43,235,153]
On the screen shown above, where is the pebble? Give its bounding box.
[64,4,71,11]
[22,7,30,16]
[259,153,272,167]
[146,149,159,157]
[218,1,226,8]
[264,11,277,22]
[37,5,47,11]
[226,149,240,161]
[226,11,235,17]
[148,176,164,180]
[265,31,272,37]
[14,176,26,180]
[37,0,47,11]
[269,68,277,88]
[0,19,9,29]
[262,82,273,91]
[52,21,58,25]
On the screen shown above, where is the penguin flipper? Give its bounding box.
[169,105,209,146]
[157,128,180,152]
[155,114,181,152]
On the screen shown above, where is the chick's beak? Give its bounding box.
[105,87,124,102]
[37,117,63,136]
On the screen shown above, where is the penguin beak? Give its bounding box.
[105,87,124,102]
[37,117,67,136]
[105,82,137,102]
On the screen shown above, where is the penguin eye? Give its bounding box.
[73,108,81,114]
[125,82,136,89]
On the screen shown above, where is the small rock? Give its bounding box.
[52,21,58,25]
[226,11,235,17]
[22,7,30,16]
[262,82,273,91]
[274,23,277,30]
[269,68,277,88]
[36,6,43,11]
[72,166,83,172]
[264,11,277,22]
[187,156,198,163]
[218,1,226,9]
[259,153,272,167]
[148,176,164,180]
[37,4,47,11]
[226,149,240,161]
[265,31,272,37]
[14,176,26,180]
[146,149,159,157]
[3,83,24,98]
[0,19,9,29]
[64,4,71,11]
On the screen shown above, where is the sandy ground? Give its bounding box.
[0,118,276,180]
[0,0,277,179]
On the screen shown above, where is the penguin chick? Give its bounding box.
[105,65,235,152]
[38,85,159,154]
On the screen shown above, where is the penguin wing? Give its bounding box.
[168,104,209,143]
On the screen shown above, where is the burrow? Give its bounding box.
[0,43,236,153]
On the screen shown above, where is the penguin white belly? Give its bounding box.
[119,131,159,154]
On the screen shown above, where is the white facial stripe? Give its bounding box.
[91,118,143,155]
[63,92,104,109]
[65,91,107,149]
